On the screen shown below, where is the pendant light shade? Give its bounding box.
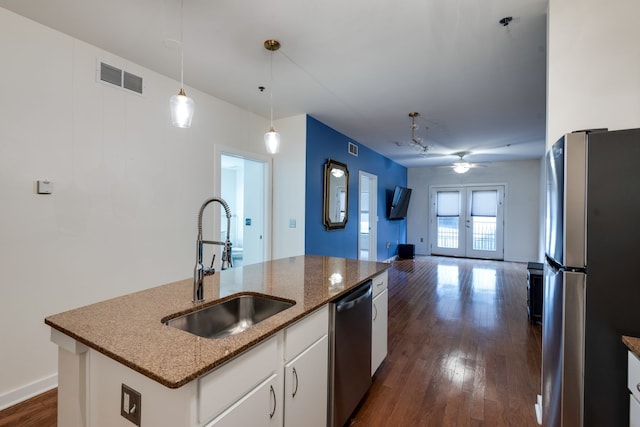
[170,0,194,128]
[264,39,281,154]
[170,88,195,128]
[264,127,281,154]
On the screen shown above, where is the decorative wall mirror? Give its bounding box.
[323,159,349,230]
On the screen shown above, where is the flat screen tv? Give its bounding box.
[388,186,412,219]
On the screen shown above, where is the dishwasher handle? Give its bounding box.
[336,283,372,312]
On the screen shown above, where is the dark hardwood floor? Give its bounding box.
[351,256,542,426]
[0,256,541,427]
[0,389,56,427]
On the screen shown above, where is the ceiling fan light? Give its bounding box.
[453,162,471,174]
[170,89,195,128]
[264,127,280,154]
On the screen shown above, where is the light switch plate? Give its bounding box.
[37,180,53,194]
[121,384,141,426]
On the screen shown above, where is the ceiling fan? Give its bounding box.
[447,152,489,174]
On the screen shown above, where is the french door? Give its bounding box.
[429,185,504,260]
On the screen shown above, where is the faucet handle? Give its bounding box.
[204,254,216,276]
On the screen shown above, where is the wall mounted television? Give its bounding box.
[388,186,412,220]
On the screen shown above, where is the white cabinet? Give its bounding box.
[372,288,388,376]
[371,271,388,376]
[629,351,640,426]
[283,306,329,427]
[199,335,279,424]
[206,374,280,427]
[284,336,328,427]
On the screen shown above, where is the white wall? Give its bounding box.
[272,115,306,260]
[547,0,640,146]
[407,159,542,263]
[0,8,305,407]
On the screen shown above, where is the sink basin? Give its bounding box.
[165,294,295,339]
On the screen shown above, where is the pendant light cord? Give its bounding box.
[269,51,274,128]
[180,0,184,90]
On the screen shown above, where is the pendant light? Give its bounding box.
[264,39,281,154]
[170,0,194,128]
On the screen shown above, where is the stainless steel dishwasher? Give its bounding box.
[329,280,372,427]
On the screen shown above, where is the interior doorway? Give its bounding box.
[220,153,269,267]
[429,185,505,260]
[359,171,378,261]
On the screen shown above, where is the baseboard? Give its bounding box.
[534,394,542,425]
[0,374,58,411]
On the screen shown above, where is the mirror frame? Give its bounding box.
[323,159,349,230]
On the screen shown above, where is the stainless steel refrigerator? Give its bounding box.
[541,128,640,426]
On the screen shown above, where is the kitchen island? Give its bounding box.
[46,255,389,426]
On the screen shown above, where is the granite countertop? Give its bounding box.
[623,335,640,358]
[45,254,389,389]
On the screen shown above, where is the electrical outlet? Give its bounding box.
[121,384,141,426]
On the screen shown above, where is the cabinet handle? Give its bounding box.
[292,367,299,397]
[637,383,640,394]
[376,281,384,288]
[373,303,378,321]
[269,385,276,418]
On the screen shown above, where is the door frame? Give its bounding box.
[214,144,272,266]
[358,171,377,261]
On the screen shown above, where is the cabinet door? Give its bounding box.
[206,374,281,427]
[284,335,329,427]
[632,395,640,427]
[372,288,388,376]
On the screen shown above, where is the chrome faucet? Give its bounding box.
[193,197,233,302]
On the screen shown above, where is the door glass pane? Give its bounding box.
[472,217,496,251]
[436,191,460,249]
[437,217,459,248]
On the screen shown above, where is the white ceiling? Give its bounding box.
[0,0,548,168]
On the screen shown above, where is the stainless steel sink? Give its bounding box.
[165,294,295,339]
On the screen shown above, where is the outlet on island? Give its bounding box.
[121,383,142,426]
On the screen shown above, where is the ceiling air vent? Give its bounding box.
[98,61,144,95]
[348,142,359,157]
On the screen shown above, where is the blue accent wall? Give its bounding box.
[305,116,408,260]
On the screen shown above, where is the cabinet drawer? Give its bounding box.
[284,306,328,361]
[205,373,280,427]
[199,335,278,423]
[372,270,388,298]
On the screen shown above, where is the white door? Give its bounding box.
[358,172,377,261]
[430,185,504,260]
[221,153,268,267]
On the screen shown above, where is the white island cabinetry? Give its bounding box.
[371,270,388,376]
[53,307,332,427]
